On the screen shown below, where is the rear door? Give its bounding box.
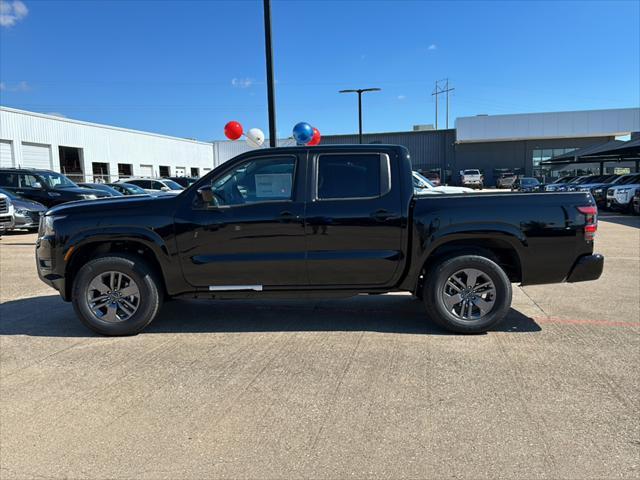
[304,149,404,286]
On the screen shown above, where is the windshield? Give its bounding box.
[163,179,184,190]
[121,183,147,194]
[463,170,480,175]
[521,178,539,185]
[553,176,574,184]
[38,171,77,188]
[619,174,640,185]
[412,172,434,189]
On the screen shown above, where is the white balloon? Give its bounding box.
[246,128,265,148]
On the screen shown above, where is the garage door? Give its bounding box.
[175,166,186,177]
[0,140,13,168]
[139,164,154,177]
[22,143,52,170]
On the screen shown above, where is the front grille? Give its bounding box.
[0,197,7,215]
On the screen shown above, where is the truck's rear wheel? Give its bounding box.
[72,254,163,336]
[423,254,511,333]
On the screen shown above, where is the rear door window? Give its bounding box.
[316,153,389,200]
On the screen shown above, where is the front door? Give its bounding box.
[304,150,404,286]
[175,153,308,289]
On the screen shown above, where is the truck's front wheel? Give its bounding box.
[424,254,512,333]
[72,254,163,336]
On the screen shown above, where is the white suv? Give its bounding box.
[606,174,640,212]
[0,193,15,233]
[120,178,184,195]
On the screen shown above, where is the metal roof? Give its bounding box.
[542,138,640,165]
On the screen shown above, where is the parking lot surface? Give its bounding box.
[1,214,639,480]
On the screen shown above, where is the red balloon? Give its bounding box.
[224,121,243,140]
[307,127,321,146]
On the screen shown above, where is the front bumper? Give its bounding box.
[567,254,604,283]
[36,234,68,299]
[14,211,42,229]
[0,215,15,231]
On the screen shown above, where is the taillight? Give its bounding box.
[577,205,597,241]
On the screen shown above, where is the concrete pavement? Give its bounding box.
[1,215,638,479]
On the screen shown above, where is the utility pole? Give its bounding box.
[444,79,455,129]
[263,0,277,147]
[432,79,455,129]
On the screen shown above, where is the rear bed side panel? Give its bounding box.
[400,192,596,290]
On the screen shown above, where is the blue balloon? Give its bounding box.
[293,122,314,144]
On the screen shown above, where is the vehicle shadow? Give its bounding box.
[599,213,640,228]
[0,294,541,337]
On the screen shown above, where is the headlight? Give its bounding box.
[41,216,55,236]
[15,208,29,215]
[594,188,603,194]
[82,194,98,200]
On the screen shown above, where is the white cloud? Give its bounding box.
[0,1,29,28]
[397,95,406,101]
[0,80,30,91]
[231,77,254,89]
[428,44,437,50]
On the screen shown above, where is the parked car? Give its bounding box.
[0,192,15,234]
[106,183,150,196]
[544,175,578,192]
[0,168,111,207]
[36,144,603,336]
[511,177,541,192]
[78,183,124,197]
[632,188,640,215]
[460,169,484,189]
[570,174,622,207]
[606,174,640,212]
[413,171,473,194]
[122,178,184,194]
[166,176,198,188]
[496,172,517,189]
[421,171,441,187]
[0,187,46,231]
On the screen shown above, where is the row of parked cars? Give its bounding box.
[544,173,640,213]
[0,167,200,234]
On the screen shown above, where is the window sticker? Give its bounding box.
[255,173,292,198]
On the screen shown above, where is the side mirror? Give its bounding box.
[161,186,170,191]
[197,185,218,207]
[32,182,42,189]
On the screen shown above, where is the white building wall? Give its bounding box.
[0,107,215,179]
[456,108,640,143]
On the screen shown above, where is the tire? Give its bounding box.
[423,254,512,333]
[72,254,163,336]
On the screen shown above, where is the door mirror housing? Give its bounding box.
[32,182,43,189]
[160,186,170,191]
[197,185,218,207]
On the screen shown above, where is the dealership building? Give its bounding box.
[1,105,638,185]
[0,106,218,182]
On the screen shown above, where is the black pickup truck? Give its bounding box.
[36,145,604,335]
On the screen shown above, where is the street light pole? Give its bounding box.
[339,88,381,144]
[263,0,277,147]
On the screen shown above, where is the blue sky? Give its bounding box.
[1,0,638,141]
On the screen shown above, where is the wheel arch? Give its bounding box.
[413,237,523,296]
[65,239,168,301]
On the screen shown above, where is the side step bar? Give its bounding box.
[208,285,263,292]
